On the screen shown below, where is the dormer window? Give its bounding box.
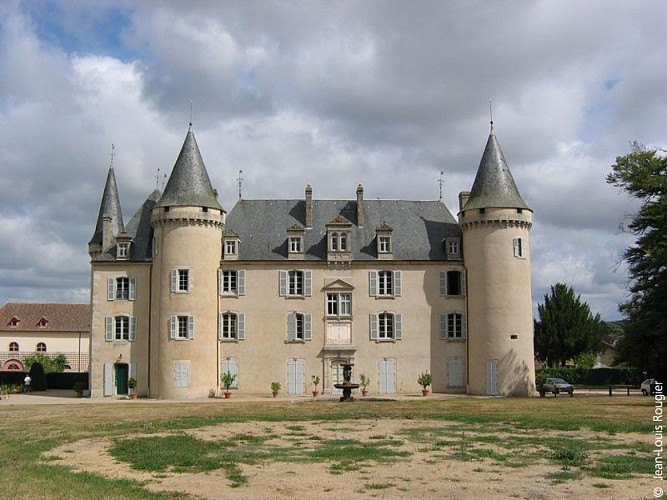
[115,231,132,261]
[330,232,348,252]
[223,231,240,261]
[287,225,305,260]
[376,222,393,260]
[38,318,49,328]
[445,237,461,260]
[326,215,353,262]
[9,317,19,328]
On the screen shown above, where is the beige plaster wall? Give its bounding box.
[219,260,467,395]
[89,262,151,397]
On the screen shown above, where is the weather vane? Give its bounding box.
[109,144,115,167]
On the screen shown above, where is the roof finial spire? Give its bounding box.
[108,143,115,168]
[438,171,445,203]
[489,99,494,132]
[237,169,244,200]
[189,100,193,129]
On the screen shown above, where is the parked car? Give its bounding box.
[641,378,656,396]
[539,377,574,397]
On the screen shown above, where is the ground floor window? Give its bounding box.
[378,358,397,394]
[287,358,305,395]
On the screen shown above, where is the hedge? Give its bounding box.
[536,366,643,386]
[0,371,88,390]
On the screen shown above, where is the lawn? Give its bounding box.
[0,396,656,499]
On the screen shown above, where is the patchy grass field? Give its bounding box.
[0,396,658,499]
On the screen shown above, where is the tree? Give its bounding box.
[534,283,603,367]
[28,362,48,391]
[23,353,67,374]
[607,142,667,381]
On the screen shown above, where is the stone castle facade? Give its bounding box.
[88,125,535,398]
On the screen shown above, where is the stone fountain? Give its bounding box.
[333,362,359,402]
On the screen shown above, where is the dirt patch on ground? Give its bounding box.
[44,419,654,499]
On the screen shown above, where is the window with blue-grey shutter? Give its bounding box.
[105,316,114,341]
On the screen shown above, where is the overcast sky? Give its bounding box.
[1,0,665,320]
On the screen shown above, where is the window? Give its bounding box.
[219,270,245,295]
[108,277,136,301]
[378,236,391,253]
[105,316,137,342]
[440,313,466,340]
[117,242,129,258]
[174,361,190,388]
[513,237,526,258]
[9,317,19,328]
[170,269,190,293]
[327,293,352,317]
[439,270,466,296]
[36,342,47,352]
[225,239,237,255]
[287,312,312,341]
[448,240,459,255]
[448,359,465,388]
[38,318,48,328]
[440,270,466,296]
[9,342,18,352]
[370,312,403,341]
[169,315,194,340]
[219,312,245,341]
[329,232,348,252]
[369,271,402,297]
[279,270,312,297]
[289,236,302,253]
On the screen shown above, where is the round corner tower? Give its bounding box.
[459,127,535,396]
[150,126,225,399]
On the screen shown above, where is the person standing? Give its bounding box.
[23,375,31,393]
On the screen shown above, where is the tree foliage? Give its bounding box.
[607,142,667,381]
[23,353,67,374]
[534,283,603,367]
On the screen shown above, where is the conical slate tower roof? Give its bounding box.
[463,129,530,211]
[157,127,223,210]
[89,165,124,245]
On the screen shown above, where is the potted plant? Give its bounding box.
[73,381,87,398]
[127,377,138,399]
[418,371,432,396]
[221,371,236,399]
[359,374,370,396]
[271,381,281,397]
[311,375,321,397]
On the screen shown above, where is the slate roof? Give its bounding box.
[125,190,160,261]
[0,303,90,332]
[225,198,460,261]
[157,127,223,211]
[463,131,531,211]
[89,166,124,245]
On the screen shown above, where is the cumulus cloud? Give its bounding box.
[0,0,665,320]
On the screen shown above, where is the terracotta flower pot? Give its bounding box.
[312,391,319,397]
[422,389,430,396]
[272,392,278,398]
[130,392,138,400]
[362,390,369,396]
[224,392,232,399]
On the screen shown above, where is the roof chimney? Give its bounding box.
[305,185,313,228]
[458,191,471,212]
[356,184,364,227]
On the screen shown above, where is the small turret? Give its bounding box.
[89,164,124,257]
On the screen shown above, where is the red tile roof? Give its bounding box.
[0,303,90,332]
